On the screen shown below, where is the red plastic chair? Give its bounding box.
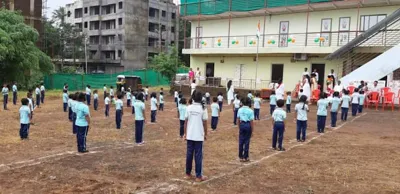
[397,89,400,111]
[310,89,320,103]
[347,86,356,95]
[382,92,395,111]
[381,87,391,95]
[367,91,380,110]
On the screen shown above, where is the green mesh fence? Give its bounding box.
[44,68,188,91]
[181,0,334,16]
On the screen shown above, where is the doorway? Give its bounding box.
[205,63,215,85]
[271,64,284,83]
[311,64,326,91]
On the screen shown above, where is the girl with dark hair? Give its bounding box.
[150,92,158,123]
[75,92,91,153]
[295,95,309,142]
[227,80,234,105]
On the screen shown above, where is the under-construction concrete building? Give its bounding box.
[64,0,179,73]
[1,0,44,47]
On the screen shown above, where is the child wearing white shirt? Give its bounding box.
[93,90,99,111]
[358,90,366,113]
[233,95,241,125]
[217,92,223,112]
[286,92,292,113]
[211,97,220,131]
[68,94,73,121]
[253,93,261,120]
[351,88,360,116]
[63,90,69,112]
[150,92,158,123]
[104,93,111,117]
[159,92,164,111]
[205,92,211,105]
[126,89,132,107]
[115,93,124,129]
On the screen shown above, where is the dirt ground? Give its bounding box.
[0,92,399,194]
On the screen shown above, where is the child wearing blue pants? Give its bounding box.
[272,99,287,151]
[126,89,132,107]
[131,92,136,114]
[104,93,110,117]
[233,95,241,125]
[295,95,309,142]
[115,93,124,129]
[2,84,9,110]
[253,93,261,120]
[341,90,351,121]
[178,98,187,138]
[351,88,360,116]
[93,90,99,111]
[12,83,17,105]
[159,92,164,111]
[75,92,91,153]
[62,89,68,112]
[72,92,79,134]
[269,91,277,115]
[19,98,31,140]
[286,92,292,113]
[358,91,365,113]
[134,93,146,145]
[217,92,223,112]
[317,93,329,133]
[35,85,41,108]
[211,97,219,131]
[330,92,341,127]
[150,92,158,123]
[68,94,74,121]
[237,98,254,162]
[184,91,208,182]
[85,85,91,106]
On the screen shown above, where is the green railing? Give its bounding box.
[44,68,188,91]
[180,0,335,16]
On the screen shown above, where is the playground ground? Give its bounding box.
[0,93,399,193]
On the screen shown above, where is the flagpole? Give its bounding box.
[255,36,259,91]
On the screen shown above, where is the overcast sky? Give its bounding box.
[47,0,180,17]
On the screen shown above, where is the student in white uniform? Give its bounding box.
[233,95,241,125]
[295,95,309,142]
[150,92,158,123]
[184,91,208,182]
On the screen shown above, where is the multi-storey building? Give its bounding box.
[65,0,178,73]
[181,0,400,90]
[1,0,43,47]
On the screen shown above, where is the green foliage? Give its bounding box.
[0,8,53,86]
[60,66,78,74]
[149,46,185,83]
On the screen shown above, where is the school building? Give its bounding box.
[180,0,400,91]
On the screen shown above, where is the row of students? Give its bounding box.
[2,83,45,110]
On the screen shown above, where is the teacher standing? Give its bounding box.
[275,79,285,100]
[226,80,234,105]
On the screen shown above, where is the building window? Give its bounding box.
[118,34,123,41]
[118,50,122,58]
[102,4,116,15]
[172,13,176,19]
[90,36,100,44]
[118,18,122,25]
[171,26,175,33]
[90,21,100,30]
[84,22,88,28]
[101,19,116,30]
[162,10,166,17]
[74,8,83,18]
[360,14,386,31]
[84,7,88,14]
[90,6,100,15]
[149,8,157,17]
[119,2,123,9]
[161,25,166,31]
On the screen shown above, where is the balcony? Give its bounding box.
[180,0,400,20]
[183,30,398,54]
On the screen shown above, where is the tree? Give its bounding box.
[0,8,53,87]
[178,19,191,66]
[150,46,185,86]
